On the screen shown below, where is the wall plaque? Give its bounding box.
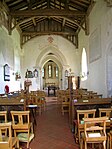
[4,64,10,81]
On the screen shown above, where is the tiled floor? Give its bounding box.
[18,96,109,149]
[28,97,79,149]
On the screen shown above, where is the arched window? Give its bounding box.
[81,48,88,81]
[42,68,45,78]
[48,65,52,78]
[56,66,58,78]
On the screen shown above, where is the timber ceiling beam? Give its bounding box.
[10,9,86,17]
[0,1,10,14]
[32,18,36,26]
[22,31,76,36]
[11,16,85,32]
[62,18,66,27]
[86,0,96,16]
[63,16,85,31]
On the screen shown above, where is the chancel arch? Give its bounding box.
[35,45,68,89]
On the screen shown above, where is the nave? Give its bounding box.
[28,97,79,149]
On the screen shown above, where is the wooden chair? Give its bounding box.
[11,111,34,148]
[27,95,42,115]
[56,90,62,104]
[107,130,112,149]
[61,95,70,115]
[75,109,96,143]
[0,122,19,149]
[99,108,112,130]
[80,116,108,149]
[0,111,7,123]
[99,108,112,117]
[0,111,7,136]
[36,91,46,111]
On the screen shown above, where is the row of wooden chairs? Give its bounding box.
[26,94,46,115]
[0,94,46,116]
[0,110,34,148]
[74,108,112,149]
[56,89,103,116]
[14,90,46,115]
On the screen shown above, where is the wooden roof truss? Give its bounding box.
[1,0,95,48]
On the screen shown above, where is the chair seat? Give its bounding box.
[18,132,34,142]
[88,132,101,138]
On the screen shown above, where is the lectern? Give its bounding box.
[24,80,32,93]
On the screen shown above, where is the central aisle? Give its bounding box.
[29,97,79,149]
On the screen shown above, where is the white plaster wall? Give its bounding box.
[0,26,21,93]
[79,0,112,97]
[23,35,80,90]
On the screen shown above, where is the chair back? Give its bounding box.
[11,111,30,129]
[61,95,70,115]
[83,116,108,142]
[0,111,7,123]
[99,108,112,117]
[0,123,12,149]
[77,109,96,125]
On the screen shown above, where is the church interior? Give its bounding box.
[0,0,112,149]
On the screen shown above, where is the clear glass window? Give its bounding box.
[48,65,52,78]
[56,66,58,78]
[81,48,88,81]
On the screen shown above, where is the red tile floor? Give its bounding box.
[20,97,104,149]
[23,97,80,149]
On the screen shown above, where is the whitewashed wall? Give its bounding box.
[79,0,112,97]
[23,35,80,90]
[0,26,21,93]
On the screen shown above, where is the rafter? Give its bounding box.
[2,0,95,48]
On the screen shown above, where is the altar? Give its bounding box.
[48,86,59,96]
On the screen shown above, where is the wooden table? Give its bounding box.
[26,104,38,125]
[70,98,112,129]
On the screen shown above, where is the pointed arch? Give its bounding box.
[35,44,68,68]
